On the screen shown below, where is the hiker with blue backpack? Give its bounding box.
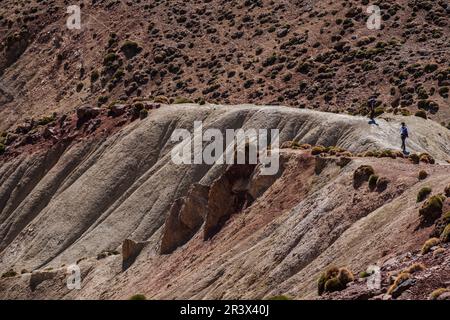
[401,122,409,153]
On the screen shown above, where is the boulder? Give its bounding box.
[76,105,101,124]
[30,270,57,291]
[160,184,210,254]
[204,164,256,240]
[122,239,149,270]
[390,279,415,299]
[109,104,128,117]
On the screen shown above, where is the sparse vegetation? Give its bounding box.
[1,269,17,278]
[418,170,428,180]
[311,145,327,155]
[359,270,372,278]
[429,288,449,300]
[403,263,425,274]
[414,110,427,119]
[419,153,435,164]
[417,187,432,202]
[441,224,450,243]
[409,153,420,164]
[91,70,99,83]
[421,238,440,254]
[120,40,142,58]
[387,272,410,295]
[318,267,354,295]
[154,96,169,104]
[139,109,148,120]
[419,195,445,224]
[353,165,375,188]
[37,114,56,126]
[103,53,118,66]
[174,97,194,104]
[368,174,379,190]
[376,177,389,192]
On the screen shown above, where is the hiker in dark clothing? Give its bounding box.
[368,96,377,123]
[401,122,409,153]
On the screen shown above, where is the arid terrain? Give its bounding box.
[0,0,449,300]
[1,0,450,130]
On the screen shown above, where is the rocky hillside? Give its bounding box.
[1,0,450,131]
[0,104,449,299]
[0,0,449,300]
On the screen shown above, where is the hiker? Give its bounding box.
[401,122,409,153]
[368,96,376,122]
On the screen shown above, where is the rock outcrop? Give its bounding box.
[160,184,210,254]
[0,104,449,300]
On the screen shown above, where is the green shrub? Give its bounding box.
[318,267,353,295]
[441,224,450,243]
[318,267,339,295]
[1,269,17,278]
[419,195,445,224]
[429,288,449,300]
[438,87,449,98]
[418,170,428,180]
[359,271,370,278]
[174,97,194,104]
[139,109,148,120]
[423,64,438,73]
[409,153,420,164]
[98,95,108,106]
[120,40,141,58]
[421,237,440,254]
[154,96,169,104]
[419,153,435,164]
[91,70,100,83]
[113,68,125,81]
[37,114,56,126]
[353,165,375,188]
[387,272,410,295]
[368,174,379,190]
[417,187,432,202]
[103,53,118,65]
[311,145,327,155]
[0,143,5,155]
[415,110,427,119]
[359,270,375,278]
[129,294,147,300]
[374,106,385,117]
[338,268,354,284]
[379,149,396,158]
[76,82,84,92]
[442,211,450,223]
[403,263,425,274]
[324,277,345,293]
[376,177,389,192]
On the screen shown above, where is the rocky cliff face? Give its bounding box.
[0,104,449,299]
[1,0,450,130]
